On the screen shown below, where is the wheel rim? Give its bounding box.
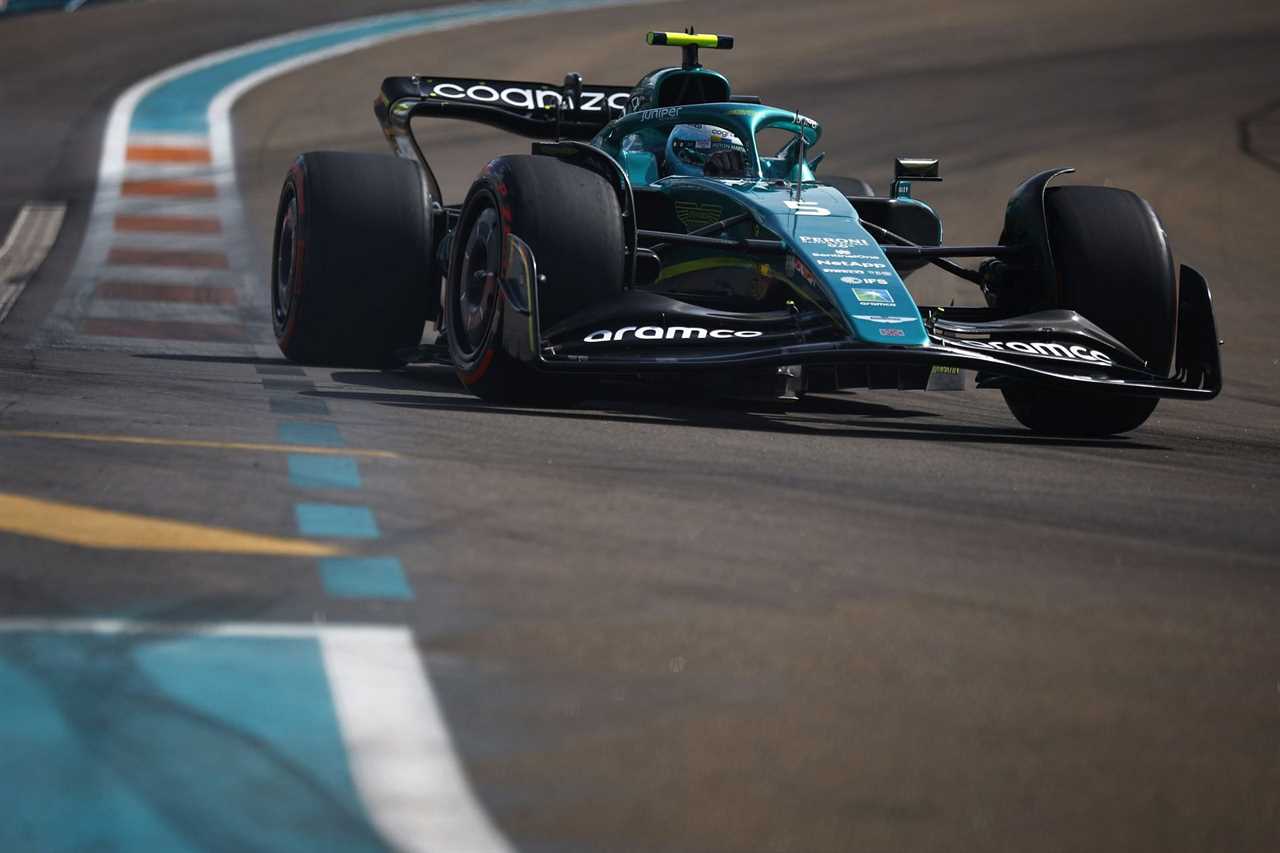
[273,188,299,333]
[454,202,501,359]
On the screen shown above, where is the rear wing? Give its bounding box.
[375,75,632,144]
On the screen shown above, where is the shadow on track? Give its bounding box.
[139,354,297,367]
[315,366,1167,450]
[129,350,1172,445]
[1239,96,1280,174]
[135,353,1165,449]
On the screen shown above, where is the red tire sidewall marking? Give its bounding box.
[459,347,495,385]
[455,176,512,385]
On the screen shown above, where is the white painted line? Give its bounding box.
[119,162,222,180]
[0,618,514,852]
[121,131,209,147]
[0,617,395,639]
[85,300,242,324]
[322,628,515,853]
[103,232,229,251]
[83,265,238,286]
[113,198,224,218]
[55,336,261,357]
[124,133,210,149]
[0,202,65,324]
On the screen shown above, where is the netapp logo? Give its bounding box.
[428,83,629,112]
[583,326,765,343]
[949,338,1113,365]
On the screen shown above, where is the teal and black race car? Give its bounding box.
[270,30,1221,436]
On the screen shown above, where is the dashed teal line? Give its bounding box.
[270,397,329,416]
[282,426,407,600]
[295,504,379,539]
[320,557,412,600]
[278,422,345,447]
[288,455,361,489]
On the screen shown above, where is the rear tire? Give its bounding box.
[272,152,431,367]
[445,155,624,403]
[1002,186,1175,436]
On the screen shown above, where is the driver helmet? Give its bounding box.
[664,123,747,177]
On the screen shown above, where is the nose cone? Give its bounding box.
[845,312,927,346]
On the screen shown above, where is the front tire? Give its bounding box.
[272,151,431,367]
[1002,186,1175,436]
[1002,387,1158,437]
[445,155,624,403]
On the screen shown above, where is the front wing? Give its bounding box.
[492,236,1221,400]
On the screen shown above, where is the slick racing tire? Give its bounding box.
[1002,186,1175,436]
[1002,387,1158,438]
[445,155,624,403]
[272,151,431,367]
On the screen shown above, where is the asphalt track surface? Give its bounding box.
[2,0,1280,850]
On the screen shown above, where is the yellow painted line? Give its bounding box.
[0,493,343,556]
[0,430,398,459]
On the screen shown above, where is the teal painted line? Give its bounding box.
[270,397,329,416]
[278,422,345,447]
[320,557,412,600]
[288,455,362,490]
[295,504,379,539]
[0,0,89,14]
[130,0,626,135]
[0,632,387,851]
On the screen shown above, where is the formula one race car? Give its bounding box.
[270,30,1221,435]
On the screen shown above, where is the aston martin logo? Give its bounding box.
[674,201,722,231]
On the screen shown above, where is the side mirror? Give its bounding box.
[892,157,941,198]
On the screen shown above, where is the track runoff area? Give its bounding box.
[2,3,646,851]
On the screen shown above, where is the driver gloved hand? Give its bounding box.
[704,149,746,177]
